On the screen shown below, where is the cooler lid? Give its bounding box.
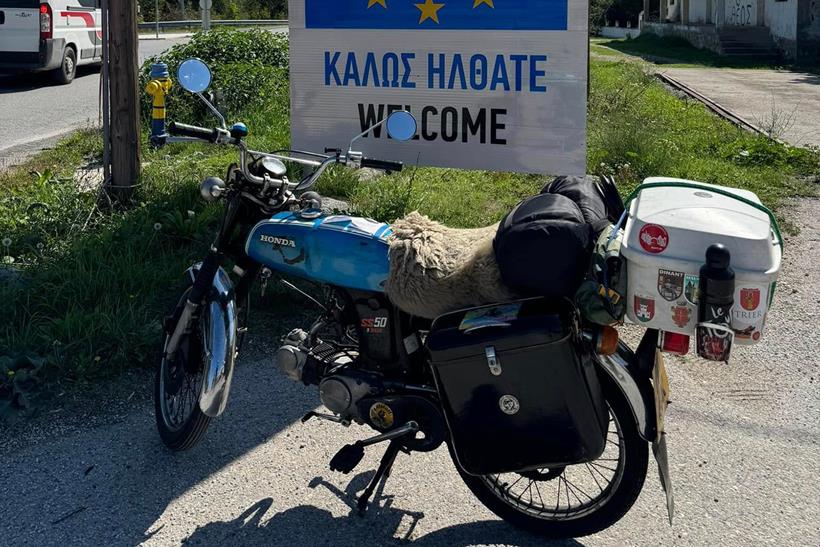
[622,178,779,272]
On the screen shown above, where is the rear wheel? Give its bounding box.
[454,386,648,538]
[52,46,76,85]
[154,293,211,451]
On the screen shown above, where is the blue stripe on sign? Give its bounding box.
[304,0,568,31]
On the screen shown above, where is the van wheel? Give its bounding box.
[52,47,77,85]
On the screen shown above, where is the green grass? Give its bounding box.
[598,34,750,68]
[0,72,293,414]
[596,34,819,73]
[1,45,818,417]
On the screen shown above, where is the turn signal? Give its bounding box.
[596,326,619,356]
[200,176,226,201]
[660,331,690,356]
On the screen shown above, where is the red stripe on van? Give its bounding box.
[60,11,94,27]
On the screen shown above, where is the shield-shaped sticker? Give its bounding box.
[634,296,655,322]
[658,269,684,301]
[671,304,691,328]
[740,288,761,311]
[684,274,700,305]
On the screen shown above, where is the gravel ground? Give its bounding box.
[0,200,818,547]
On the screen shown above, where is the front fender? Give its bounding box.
[186,263,238,418]
[595,341,656,442]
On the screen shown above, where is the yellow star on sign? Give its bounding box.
[415,0,445,24]
[367,0,387,8]
[473,0,494,7]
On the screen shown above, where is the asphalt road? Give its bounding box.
[0,198,818,546]
[0,35,190,168]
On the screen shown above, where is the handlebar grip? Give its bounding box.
[360,157,404,172]
[168,122,218,142]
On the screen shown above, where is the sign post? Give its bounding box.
[200,0,212,31]
[289,0,588,175]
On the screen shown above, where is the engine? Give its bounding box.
[274,326,446,452]
[276,328,384,422]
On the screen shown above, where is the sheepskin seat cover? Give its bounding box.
[386,212,520,319]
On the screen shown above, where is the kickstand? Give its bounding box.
[356,440,403,516]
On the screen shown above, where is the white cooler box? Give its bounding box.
[621,178,782,345]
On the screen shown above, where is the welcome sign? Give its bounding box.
[289,0,588,174]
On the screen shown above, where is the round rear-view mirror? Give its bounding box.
[177,58,212,93]
[386,111,417,142]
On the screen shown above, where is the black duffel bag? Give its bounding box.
[494,192,594,299]
[494,175,617,299]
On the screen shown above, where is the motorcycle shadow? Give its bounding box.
[177,471,585,547]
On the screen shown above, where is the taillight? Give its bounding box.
[40,3,52,40]
[660,331,690,356]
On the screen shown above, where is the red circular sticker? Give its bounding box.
[639,224,669,254]
[752,331,761,341]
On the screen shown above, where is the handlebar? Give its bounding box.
[166,121,403,193]
[168,122,220,142]
[361,157,403,172]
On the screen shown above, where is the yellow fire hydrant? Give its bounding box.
[146,62,172,146]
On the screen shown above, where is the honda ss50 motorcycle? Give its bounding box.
[155,58,671,538]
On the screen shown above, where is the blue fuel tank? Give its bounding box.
[245,212,392,292]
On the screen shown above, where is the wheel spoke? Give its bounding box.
[585,462,605,493]
[534,481,546,509]
[589,462,617,473]
[563,476,593,502]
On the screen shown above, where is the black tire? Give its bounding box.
[153,293,212,451]
[52,46,77,85]
[453,383,649,538]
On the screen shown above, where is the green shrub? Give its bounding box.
[140,28,289,129]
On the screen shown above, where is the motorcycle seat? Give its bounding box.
[385,212,520,319]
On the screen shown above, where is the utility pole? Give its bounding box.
[107,0,140,203]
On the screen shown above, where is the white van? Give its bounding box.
[0,0,101,84]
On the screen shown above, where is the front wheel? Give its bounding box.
[154,293,212,451]
[454,384,649,538]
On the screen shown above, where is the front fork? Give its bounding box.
[164,194,259,417]
[165,193,245,356]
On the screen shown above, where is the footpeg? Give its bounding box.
[328,421,419,475]
[301,410,350,426]
[329,443,365,474]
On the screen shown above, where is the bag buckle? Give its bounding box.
[485,346,502,376]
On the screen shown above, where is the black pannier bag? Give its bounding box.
[494,193,593,299]
[427,298,608,476]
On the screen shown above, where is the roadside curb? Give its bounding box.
[654,72,780,143]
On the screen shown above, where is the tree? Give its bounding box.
[590,0,615,33]
[137,0,288,21]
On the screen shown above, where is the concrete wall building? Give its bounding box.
[641,0,819,61]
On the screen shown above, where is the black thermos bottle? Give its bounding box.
[697,244,735,361]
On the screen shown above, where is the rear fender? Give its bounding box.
[186,263,238,418]
[594,340,656,442]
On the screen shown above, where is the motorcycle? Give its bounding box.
[155,58,671,539]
